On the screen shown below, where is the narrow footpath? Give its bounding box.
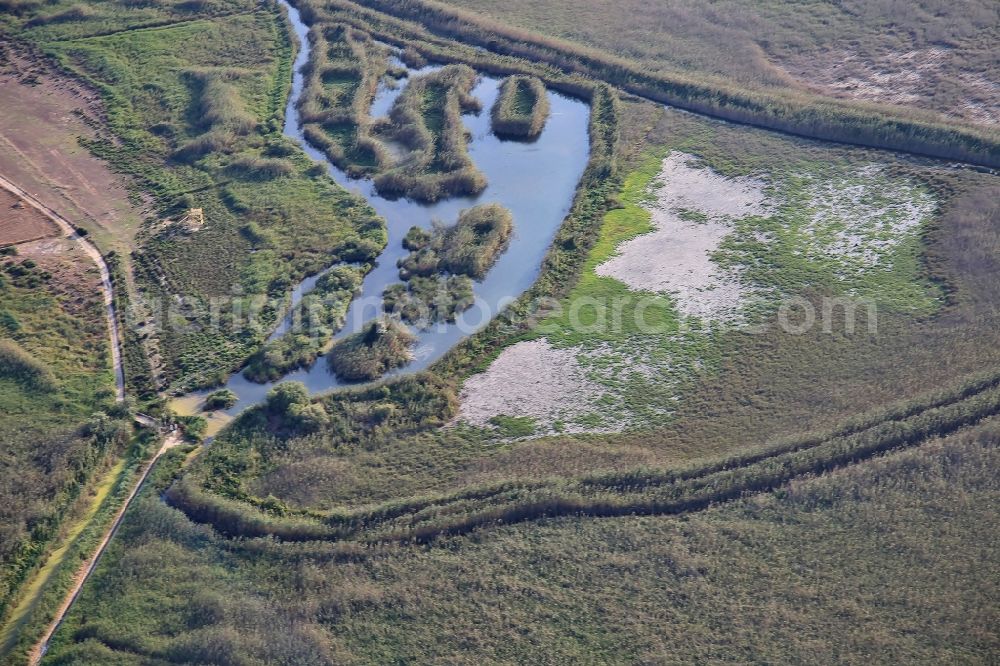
[28,432,185,665]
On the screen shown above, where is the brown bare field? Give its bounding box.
[0,42,146,255]
[0,188,58,246]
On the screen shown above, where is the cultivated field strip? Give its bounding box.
[165,368,1000,544]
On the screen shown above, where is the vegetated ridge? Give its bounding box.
[312,0,1000,167]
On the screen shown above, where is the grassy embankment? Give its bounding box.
[384,203,512,324]
[491,75,549,139]
[3,0,385,394]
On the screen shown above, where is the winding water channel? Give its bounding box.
[176,0,591,424]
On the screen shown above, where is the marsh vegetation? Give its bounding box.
[373,64,487,201]
[326,317,416,381]
[242,265,363,383]
[383,203,513,325]
[491,75,549,139]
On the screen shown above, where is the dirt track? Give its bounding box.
[0,174,125,401]
[28,432,184,665]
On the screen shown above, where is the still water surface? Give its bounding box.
[175,0,591,424]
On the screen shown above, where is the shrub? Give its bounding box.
[0,339,57,391]
[180,414,208,443]
[326,318,416,381]
[437,204,513,279]
[383,274,474,324]
[204,389,238,411]
[226,155,295,180]
[266,381,310,414]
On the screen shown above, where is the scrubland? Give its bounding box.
[0,237,134,662]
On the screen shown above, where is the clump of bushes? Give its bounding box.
[398,204,513,281]
[384,204,512,325]
[204,388,238,411]
[264,381,329,433]
[172,129,236,163]
[439,203,513,279]
[326,318,416,381]
[373,65,487,202]
[243,266,362,383]
[491,75,550,139]
[226,155,295,180]
[383,275,474,324]
[0,339,56,391]
[178,414,208,443]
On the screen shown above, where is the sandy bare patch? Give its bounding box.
[595,151,770,323]
[800,164,936,272]
[458,338,611,432]
[777,46,999,125]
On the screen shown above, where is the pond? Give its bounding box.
[173,0,592,429]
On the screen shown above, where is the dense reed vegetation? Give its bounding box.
[162,367,1000,543]
[491,75,549,139]
[382,276,473,325]
[242,265,363,382]
[326,317,416,381]
[385,204,512,324]
[51,421,1000,663]
[299,23,393,177]
[373,64,487,201]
